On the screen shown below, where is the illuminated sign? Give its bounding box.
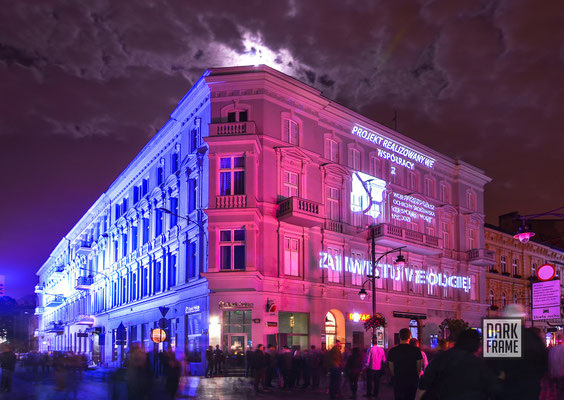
[319,252,471,292]
[351,125,435,170]
[391,192,435,223]
[185,305,201,314]
[483,318,522,358]
[151,328,167,344]
[74,315,95,326]
[348,313,371,322]
[218,301,254,309]
[351,172,386,219]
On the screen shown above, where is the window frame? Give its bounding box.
[219,228,246,271]
[219,156,246,196]
[283,236,300,277]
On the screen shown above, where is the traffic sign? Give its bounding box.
[159,306,169,317]
[158,318,169,329]
[536,264,556,281]
[116,322,126,341]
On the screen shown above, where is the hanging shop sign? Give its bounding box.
[351,125,435,170]
[265,321,278,327]
[348,313,372,322]
[319,252,471,292]
[218,301,254,309]
[151,328,167,344]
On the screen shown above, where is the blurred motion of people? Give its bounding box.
[0,344,17,393]
[126,343,152,400]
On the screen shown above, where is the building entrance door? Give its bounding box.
[226,333,246,368]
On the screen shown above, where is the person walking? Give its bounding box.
[213,345,223,375]
[409,339,428,376]
[346,347,363,398]
[387,328,422,400]
[363,336,386,398]
[0,345,17,393]
[205,346,214,378]
[280,346,293,390]
[308,345,322,390]
[415,329,500,400]
[245,346,254,378]
[265,344,277,388]
[164,351,182,400]
[253,344,269,392]
[327,340,343,400]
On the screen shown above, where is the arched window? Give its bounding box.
[501,292,506,308]
[409,319,419,339]
[489,290,494,306]
[325,312,336,349]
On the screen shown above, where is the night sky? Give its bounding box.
[1,0,563,299]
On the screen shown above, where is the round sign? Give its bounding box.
[150,328,167,344]
[536,263,556,281]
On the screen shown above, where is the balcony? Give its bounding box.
[216,195,247,209]
[45,295,65,308]
[324,220,343,233]
[35,307,44,315]
[52,265,65,278]
[74,314,95,326]
[277,197,324,227]
[371,223,441,255]
[75,276,94,290]
[46,322,64,333]
[209,121,257,136]
[76,241,93,256]
[34,284,45,294]
[467,248,496,266]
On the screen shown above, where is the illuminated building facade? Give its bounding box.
[36,65,492,373]
[484,224,564,344]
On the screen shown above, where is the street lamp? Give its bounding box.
[512,206,564,244]
[357,224,406,335]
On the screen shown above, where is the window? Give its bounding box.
[326,247,342,283]
[142,267,148,298]
[122,233,128,257]
[501,256,507,274]
[114,239,119,262]
[442,222,450,249]
[155,208,163,236]
[424,178,434,197]
[408,172,417,191]
[283,119,299,145]
[350,252,364,286]
[121,199,128,215]
[512,259,518,276]
[157,167,164,186]
[131,272,137,301]
[440,183,449,203]
[219,229,246,270]
[153,261,162,293]
[513,293,518,304]
[171,152,179,172]
[133,186,140,204]
[489,290,495,306]
[470,275,478,301]
[188,179,197,212]
[349,148,361,170]
[115,204,121,220]
[501,292,506,309]
[469,228,475,250]
[121,277,127,304]
[190,128,199,152]
[187,241,197,280]
[466,191,475,210]
[169,253,177,287]
[169,197,178,228]
[142,217,149,244]
[327,186,340,221]
[227,110,248,122]
[219,157,245,196]
[325,139,339,162]
[142,179,149,196]
[371,157,381,178]
[283,171,299,198]
[284,237,300,276]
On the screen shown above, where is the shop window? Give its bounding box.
[327,187,340,221]
[284,237,300,276]
[220,229,246,270]
[282,119,299,145]
[325,139,339,162]
[219,157,245,196]
[279,312,309,350]
[409,319,419,339]
[283,171,299,198]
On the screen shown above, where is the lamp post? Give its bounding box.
[513,206,564,244]
[358,225,405,336]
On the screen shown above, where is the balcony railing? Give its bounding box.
[324,220,343,233]
[76,241,93,256]
[216,195,247,208]
[277,197,324,227]
[371,223,441,255]
[209,121,257,136]
[46,322,65,333]
[75,276,94,290]
[35,307,44,315]
[45,295,65,308]
[467,248,496,266]
[34,284,45,293]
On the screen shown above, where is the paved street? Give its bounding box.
[0,366,395,399]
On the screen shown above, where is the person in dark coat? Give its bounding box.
[164,352,182,400]
[345,347,363,397]
[252,345,269,392]
[0,345,17,393]
[416,329,500,400]
[279,346,293,390]
[245,346,254,378]
[307,345,322,390]
[265,344,277,388]
[388,328,422,400]
[205,346,214,378]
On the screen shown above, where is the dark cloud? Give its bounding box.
[1,0,564,298]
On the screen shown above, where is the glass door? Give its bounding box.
[226,333,246,368]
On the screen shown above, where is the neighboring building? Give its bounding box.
[0,296,37,352]
[36,65,491,373]
[485,223,564,345]
[498,211,564,250]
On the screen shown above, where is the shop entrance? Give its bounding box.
[323,310,345,350]
[225,333,247,368]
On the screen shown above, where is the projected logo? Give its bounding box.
[351,171,386,219]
